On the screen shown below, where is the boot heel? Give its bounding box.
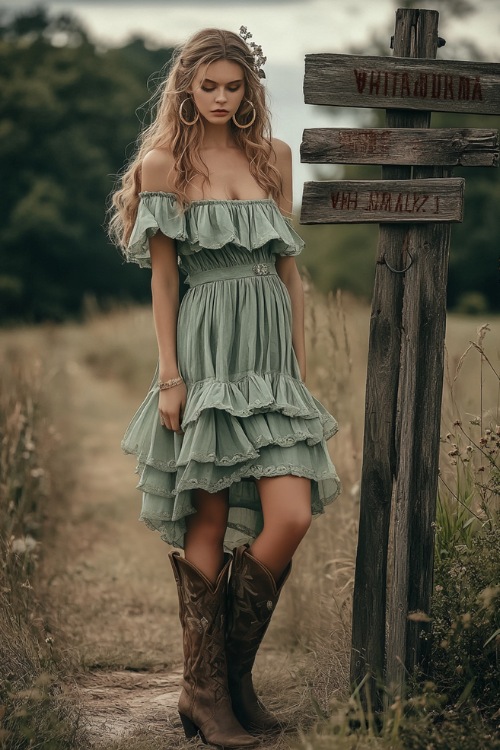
[179,712,199,739]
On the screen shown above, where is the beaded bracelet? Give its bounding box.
[158,376,184,390]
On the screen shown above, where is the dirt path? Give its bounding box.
[40,328,299,749]
[72,668,183,744]
[39,349,190,745]
[4,304,498,749]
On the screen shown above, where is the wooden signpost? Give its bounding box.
[301,127,499,167]
[302,178,465,223]
[304,54,500,115]
[300,8,499,709]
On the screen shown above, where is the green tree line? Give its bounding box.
[0,6,175,322]
[0,5,498,323]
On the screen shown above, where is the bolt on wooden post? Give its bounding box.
[300,7,499,709]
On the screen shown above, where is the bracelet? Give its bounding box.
[158,376,184,390]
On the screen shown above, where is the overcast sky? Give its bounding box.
[10,0,500,62]
[5,0,500,205]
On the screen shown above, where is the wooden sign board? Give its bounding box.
[304,54,500,115]
[300,178,465,224]
[301,128,499,167]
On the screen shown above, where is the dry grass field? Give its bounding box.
[0,276,498,749]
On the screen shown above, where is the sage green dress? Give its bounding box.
[121,191,341,551]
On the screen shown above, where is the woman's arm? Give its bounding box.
[141,149,186,433]
[272,139,307,383]
[141,149,181,381]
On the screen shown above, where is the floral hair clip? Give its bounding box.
[239,26,267,79]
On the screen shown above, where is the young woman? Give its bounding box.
[108,27,341,749]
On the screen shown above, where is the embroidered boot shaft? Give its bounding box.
[226,544,292,734]
[169,551,258,749]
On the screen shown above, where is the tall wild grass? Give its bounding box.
[0,286,497,749]
[292,318,499,749]
[73,288,499,749]
[0,347,85,749]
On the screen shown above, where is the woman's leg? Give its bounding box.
[184,486,229,583]
[225,475,310,734]
[250,475,312,580]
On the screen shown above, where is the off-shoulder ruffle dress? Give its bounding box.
[121,192,341,551]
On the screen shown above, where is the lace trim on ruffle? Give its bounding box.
[121,368,339,475]
[180,367,302,387]
[124,426,333,475]
[182,400,337,427]
[124,448,178,473]
[122,411,338,474]
[139,463,341,498]
[170,371,340,430]
[178,428,327,464]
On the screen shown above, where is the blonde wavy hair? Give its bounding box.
[107,27,283,250]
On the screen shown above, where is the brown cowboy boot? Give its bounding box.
[226,544,292,735]
[169,551,258,749]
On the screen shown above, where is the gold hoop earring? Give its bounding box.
[179,97,199,126]
[232,99,256,129]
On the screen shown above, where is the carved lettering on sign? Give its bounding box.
[337,129,392,156]
[332,191,358,210]
[353,69,483,101]
[330,191,443,214]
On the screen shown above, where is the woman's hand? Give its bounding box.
[159,383,187,435]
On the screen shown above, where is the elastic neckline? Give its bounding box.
[139,191,275,205]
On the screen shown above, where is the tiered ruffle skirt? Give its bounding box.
[121,192,341,550]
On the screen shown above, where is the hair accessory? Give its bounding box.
[179,97,199,126]
[239,26,267,79]
[232,99,256,129]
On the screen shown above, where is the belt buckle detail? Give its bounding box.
[252,262,270,276]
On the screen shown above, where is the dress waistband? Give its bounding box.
[186,262,278,288]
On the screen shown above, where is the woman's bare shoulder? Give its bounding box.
[270,137,292,160]
[269,138,292,175]
[141,148,175,192]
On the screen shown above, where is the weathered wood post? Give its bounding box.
[300,6,500,711]
[365,8,444,700]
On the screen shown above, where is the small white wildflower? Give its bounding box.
[10,536,38,555]
[11,538,28,554]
